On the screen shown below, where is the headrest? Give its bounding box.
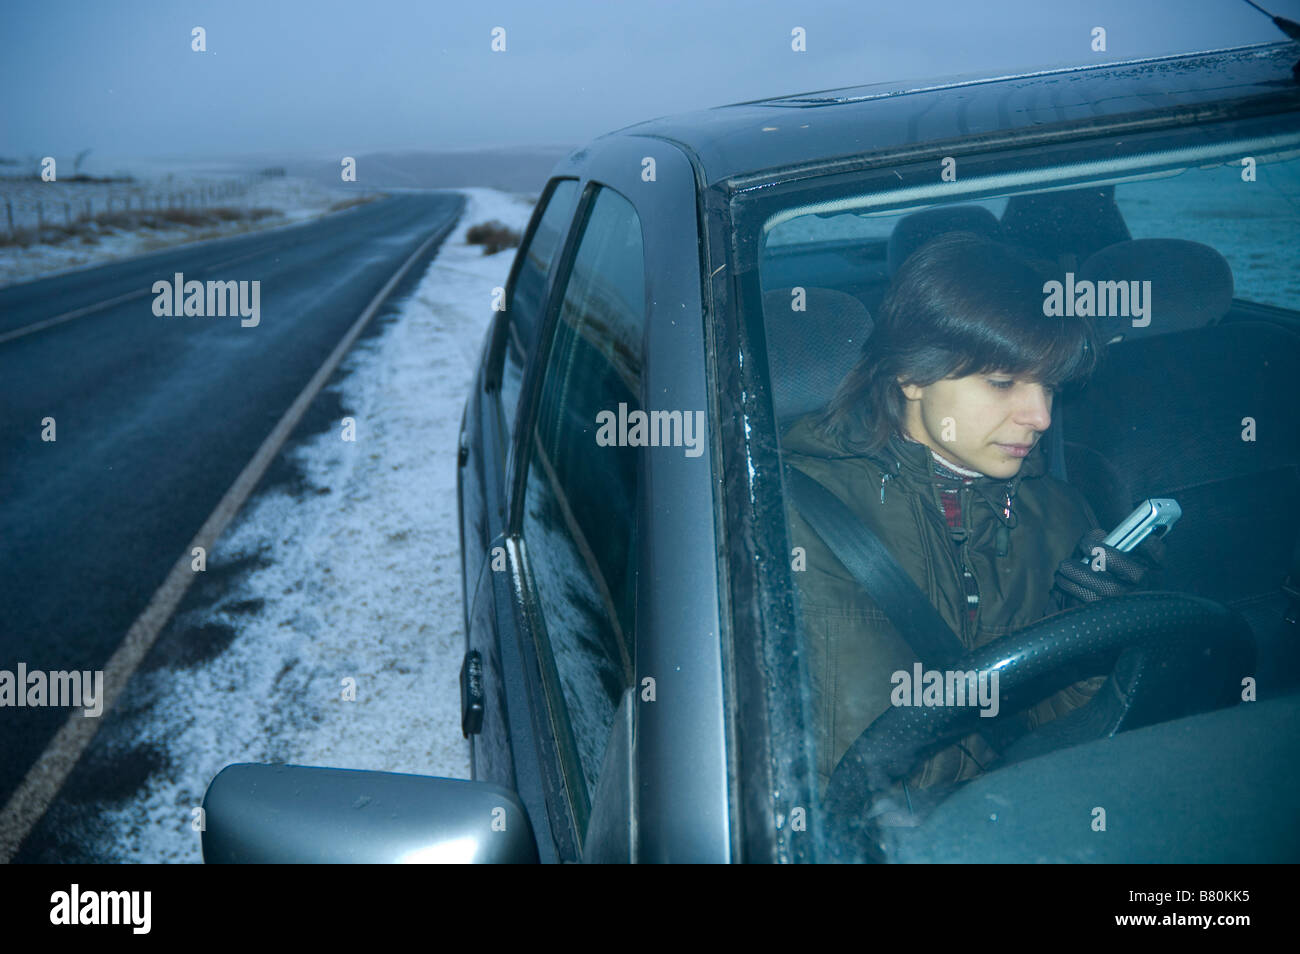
[1000,185,1130,268]
[762,287,872,424]
[1078,239,1234,342]
[886,205,1003,275]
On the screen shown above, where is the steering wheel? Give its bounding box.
[821,592,1254,859]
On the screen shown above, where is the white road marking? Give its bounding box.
[0,288,149,344]
[0,247,272,346]
[0,216,456,862]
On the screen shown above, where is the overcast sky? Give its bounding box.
[3,0,1298,163]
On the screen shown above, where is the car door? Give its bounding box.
[459,177,581,845]
[504,181,648,860]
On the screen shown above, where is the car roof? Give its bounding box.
[591,41,1300,189]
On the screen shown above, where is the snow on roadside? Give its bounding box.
[80,187,535,863]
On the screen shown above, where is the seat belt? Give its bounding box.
[784,464,969,670]
[784,464,1015,767]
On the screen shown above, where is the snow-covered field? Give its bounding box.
[50,187,532,863]
[0,174,380,288]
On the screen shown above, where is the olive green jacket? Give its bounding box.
[782,413,1106,794]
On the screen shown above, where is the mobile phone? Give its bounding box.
[1080,498,1181,563]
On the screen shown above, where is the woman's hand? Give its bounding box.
[1053,528,1167,606]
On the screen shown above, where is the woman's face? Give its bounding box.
[897,372,1054,479]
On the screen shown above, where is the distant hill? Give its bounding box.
[286,147,576,196]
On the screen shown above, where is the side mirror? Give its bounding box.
[202,763,540,863]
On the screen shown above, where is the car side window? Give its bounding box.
[518,185,644,836]
[500,178,581,439]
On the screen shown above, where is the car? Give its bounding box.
[202,38,1300,863]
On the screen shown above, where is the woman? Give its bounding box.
[782,230,1166,797]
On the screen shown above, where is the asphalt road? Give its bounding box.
[0,192,466,813]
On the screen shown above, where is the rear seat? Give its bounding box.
[1001,185,1131,269]
[762,287,871,427]
[886,205,1002,276]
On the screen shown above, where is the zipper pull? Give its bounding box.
[880,472,894,504]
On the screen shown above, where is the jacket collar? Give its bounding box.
[780,410,1049,521]
[877,430,1045,490]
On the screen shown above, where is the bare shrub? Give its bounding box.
[465,220,521,255]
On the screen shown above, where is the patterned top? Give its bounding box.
[904,436,982,626]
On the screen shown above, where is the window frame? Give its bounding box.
[507,178,599,531]
[485,176,582,465]
[507,178,649,846]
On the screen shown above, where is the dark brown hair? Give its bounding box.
[816,230,1104,454]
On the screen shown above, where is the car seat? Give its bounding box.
[761,287,872,428]
[885,205,1003,276]
[1059,238,1300,693]
[1000,185,1131,269]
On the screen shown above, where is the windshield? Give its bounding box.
[730,113,1300,862]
